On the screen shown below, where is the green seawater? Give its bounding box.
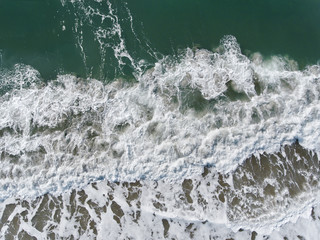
[0,0,319,80]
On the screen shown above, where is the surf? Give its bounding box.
[0,36,319,202]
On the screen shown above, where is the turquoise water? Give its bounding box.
[0,0,319,80]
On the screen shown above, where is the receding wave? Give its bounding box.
[1,142,320,239]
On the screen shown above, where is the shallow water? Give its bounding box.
[1,142,320,239]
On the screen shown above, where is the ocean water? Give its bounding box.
[0,0,320,239]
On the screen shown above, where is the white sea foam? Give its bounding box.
[66,0,148,78]
[0,64,41,94]
[1,168,319,239]
[0,37,320,200]
[0,36,320,236]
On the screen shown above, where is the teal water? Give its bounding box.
[0,0,319,80]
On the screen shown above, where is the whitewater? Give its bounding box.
[1,0,320,238]
[0,36,320,239]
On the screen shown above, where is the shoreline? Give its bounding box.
[1,141,319,239]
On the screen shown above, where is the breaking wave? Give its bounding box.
[0,37,320,203]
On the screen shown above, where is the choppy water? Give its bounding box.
[0,0,320,239]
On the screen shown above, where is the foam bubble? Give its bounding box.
[0,64,41,95]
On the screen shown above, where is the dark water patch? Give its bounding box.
[162,218,170,238]
[179,88,209,113]
[182,179,193,204]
